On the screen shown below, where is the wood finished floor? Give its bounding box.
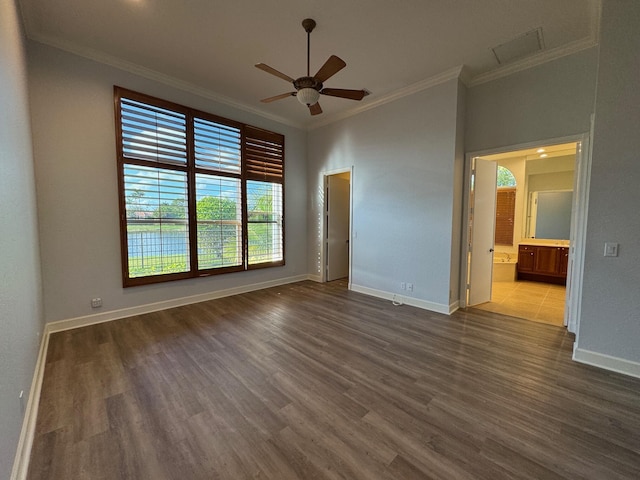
[28,280,640,480]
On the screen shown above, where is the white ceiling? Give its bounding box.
[18,0,600,129]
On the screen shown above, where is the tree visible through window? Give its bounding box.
[495,166,516,245]
[497,166,516,187]
[115,87,284,286]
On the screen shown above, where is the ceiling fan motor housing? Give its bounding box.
[293,76,323,91]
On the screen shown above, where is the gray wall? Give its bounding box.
[466,47,598,152]
[577,0,640,362]
[28,42,308,323]
[308,78,464,311]
[0,0,44,477]
[466,4,640,370]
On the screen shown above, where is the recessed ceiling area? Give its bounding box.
[17,0,601,128]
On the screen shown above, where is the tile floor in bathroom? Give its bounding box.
[473,280,566,326]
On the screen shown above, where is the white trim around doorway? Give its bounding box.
[321,167,354,288]
[460,133,592,339]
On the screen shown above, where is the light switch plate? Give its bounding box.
[604,242,618,257]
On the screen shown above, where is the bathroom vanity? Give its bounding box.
[517,244,569,284]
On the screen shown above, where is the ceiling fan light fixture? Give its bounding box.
[297,87,320,106]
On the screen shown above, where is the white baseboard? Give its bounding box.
[47,274,312,334]
[448,300,460,314]
[350,284,452,315]
[11,273,316,479]
[573,347,640,379]
[10,328,50,480]
[307,274,322,283]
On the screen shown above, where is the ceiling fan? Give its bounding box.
[255,18,370,116]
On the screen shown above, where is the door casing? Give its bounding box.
[321,167,353,286]
[460,133,592,336]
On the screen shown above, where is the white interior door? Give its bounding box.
[326,174,350,281]
[467,158,497,306]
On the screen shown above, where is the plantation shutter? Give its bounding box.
[194,117,241,173]
[495,188,516,245]
[119,98,187,164]
[244,126,284,183]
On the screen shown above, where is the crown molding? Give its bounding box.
[308,65,465,130]
[467,36,598,88]
[468,0,601,88]
[27,33,301,129]
[25,0,601,131]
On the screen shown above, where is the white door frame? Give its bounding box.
[321,167,354,286]
[460,133,592,336]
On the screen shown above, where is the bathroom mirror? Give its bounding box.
[523,154,575,240]
[526,190,573,239]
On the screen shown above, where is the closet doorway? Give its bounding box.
[324,170,351,282]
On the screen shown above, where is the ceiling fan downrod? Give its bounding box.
[302,18,316,77]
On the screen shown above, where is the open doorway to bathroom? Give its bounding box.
[468,141,578,326]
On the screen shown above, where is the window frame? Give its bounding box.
[114,86,285,287]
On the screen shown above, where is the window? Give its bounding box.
[115,87,284,286]
[495,166,516,245]
[497,165,516,187]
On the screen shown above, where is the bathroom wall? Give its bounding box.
[492,151,575,259]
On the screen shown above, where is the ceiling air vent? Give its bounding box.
[492,28,545,65]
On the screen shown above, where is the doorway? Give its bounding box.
[324,170,351,283]
[463,135,591,333]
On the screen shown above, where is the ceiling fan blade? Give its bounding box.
[255,63,295,83]
[313,55,346,83]
[320,88,369,101]
[309,102,322,115]
[260,92,296,103]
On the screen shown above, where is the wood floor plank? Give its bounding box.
[27,280,640,479]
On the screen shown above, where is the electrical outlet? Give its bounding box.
[407,283,414,292]
[91,297,102,308]
[400,282,406,290]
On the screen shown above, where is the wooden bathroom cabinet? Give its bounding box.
[517,244,568,284]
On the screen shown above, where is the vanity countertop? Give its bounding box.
[519,241,570,248]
